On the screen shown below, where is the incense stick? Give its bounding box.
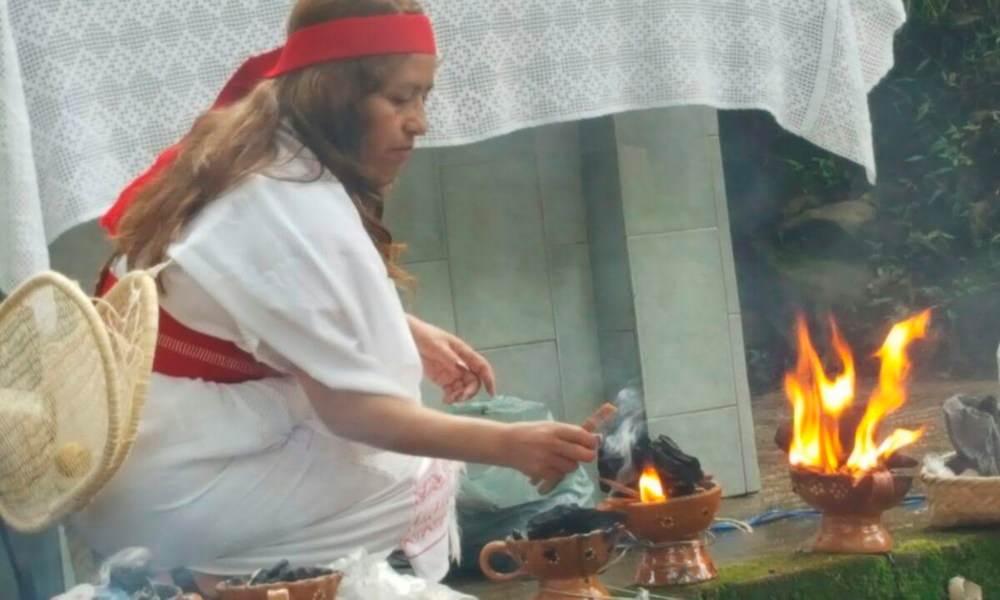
[599,477,640,499]
[538,403,619,494]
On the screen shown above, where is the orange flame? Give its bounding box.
[785,315,855,472]
[845,311,930,471]
[639,466,667,503]
[785,311,930,473]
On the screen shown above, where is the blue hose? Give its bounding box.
[710,495,927,533]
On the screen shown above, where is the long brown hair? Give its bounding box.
[112,0,423,283]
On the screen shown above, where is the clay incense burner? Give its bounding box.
[479,526,625,599]
[790,464,913,553]
[599,480,723,587]
[216,571,342,600]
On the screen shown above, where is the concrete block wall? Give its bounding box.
[387,123,606,424]
[605,107,761,495]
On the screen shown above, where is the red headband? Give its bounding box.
[267,14,436,77]
[100,13,436,234]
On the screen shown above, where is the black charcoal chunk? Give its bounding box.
[288,567,327,582]
[249,559,291,585]
[108,564,151,595]
[632,433,704,496]
[524,506,625,540]
[245,560,333,586]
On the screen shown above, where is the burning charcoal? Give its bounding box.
[837,404,867,458]
[776,404,869,460]
[633,434,703,496]
[525,506,625,540]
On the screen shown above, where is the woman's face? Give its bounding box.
[362,54,436,185]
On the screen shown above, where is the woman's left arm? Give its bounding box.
[407,314,497,403]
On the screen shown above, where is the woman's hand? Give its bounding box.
[407,314,497,403]
[297,372,597,479]
[504,422,598,484]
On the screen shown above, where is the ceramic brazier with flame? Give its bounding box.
[777,311,929,554]
[601,474,722,586]
[597,435,721,586]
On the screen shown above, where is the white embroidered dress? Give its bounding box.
[70,132,460,581]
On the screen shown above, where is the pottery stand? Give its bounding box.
[790,466,913,554]
[600,481,723,587]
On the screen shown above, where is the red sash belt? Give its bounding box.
[99,270,277,383]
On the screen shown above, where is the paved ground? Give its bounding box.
[449,377,999,599]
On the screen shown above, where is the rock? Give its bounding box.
[949,576,983,600]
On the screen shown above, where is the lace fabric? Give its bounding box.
[0,0,906,292]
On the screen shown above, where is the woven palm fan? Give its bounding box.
[0,269,158,532]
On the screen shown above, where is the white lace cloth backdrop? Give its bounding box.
[0,0,906,293]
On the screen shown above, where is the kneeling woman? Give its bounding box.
[71,0,596,590]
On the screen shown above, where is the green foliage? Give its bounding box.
[723,0,1000,389]
[783,157,850,193]
[859,0,1000,344]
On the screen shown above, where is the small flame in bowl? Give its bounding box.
[639,466,667,503]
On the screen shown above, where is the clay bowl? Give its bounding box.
[479,526,624,599]
[790,466,913,553]
[598,480,723,543]
[598,481,723,586]
[216,572,342,600]
[154,583,200,600]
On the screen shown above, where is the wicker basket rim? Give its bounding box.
[921,452,1000,484]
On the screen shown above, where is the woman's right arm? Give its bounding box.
[297,370,597,483]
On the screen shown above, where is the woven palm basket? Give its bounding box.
[922,452,1000,528]
[0,269,157,533]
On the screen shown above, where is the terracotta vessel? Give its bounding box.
[216,572,342,600]
[156,583,202,600]
[479,526,624,599]
[599,480,723,587]
[790,465,913,553]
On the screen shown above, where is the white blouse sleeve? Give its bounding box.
[167,174,421,400]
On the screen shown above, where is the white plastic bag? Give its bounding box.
[329,549,475,600]
[51,584,100,600]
